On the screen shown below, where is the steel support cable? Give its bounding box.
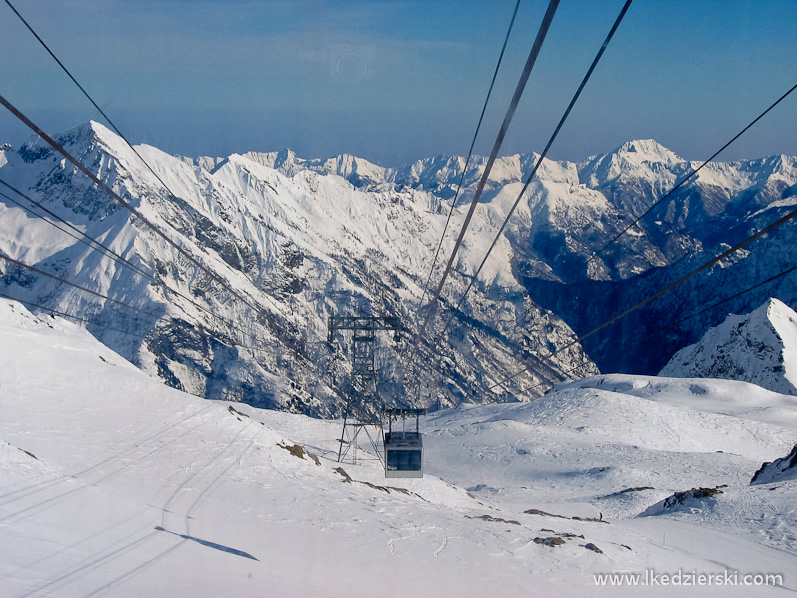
[4,0,286,334]
[0,180,153,280]
[406,0,561,373]
[0,255,267,354]
[0,177,252,340]
[0,291,152,342]
[513,262,797,397]
[484,81,797,392]
[494,82,797,389]
[0,94,275,322]
[0,290,272,356]
[417,0,522,316]
[0,291,272,404]
[0,189,119,265]
[585,81,797,270]
[437,0,634,338]
[503,81,797,330]
[0,192,234,343]
[3,0,202,231]
[5,0,342,372]
[489,204,797,391]
[0,251,164,320]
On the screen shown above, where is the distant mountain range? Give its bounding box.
[1,122,796,412]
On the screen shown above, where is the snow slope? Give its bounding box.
[660,298,797,394]
[1,300,796,596]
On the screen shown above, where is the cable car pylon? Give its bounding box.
[327,315,401,470]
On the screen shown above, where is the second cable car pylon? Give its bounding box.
[327,315,402,471]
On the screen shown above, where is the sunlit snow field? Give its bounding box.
[1,299,796,596]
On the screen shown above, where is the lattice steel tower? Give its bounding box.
[327,315,401,465]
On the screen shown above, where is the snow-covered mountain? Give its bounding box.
[0,121,594,414]
[2,299,797,596]
[660,298,797,395]
[245,137,797,376]
[2,122,797,411]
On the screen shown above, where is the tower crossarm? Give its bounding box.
[328,316,401,342]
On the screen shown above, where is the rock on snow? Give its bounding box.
[751,443,797,485]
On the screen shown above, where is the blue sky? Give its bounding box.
[2,0,796,166]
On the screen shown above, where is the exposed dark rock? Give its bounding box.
[751,443,797,485]
[605,486,655,497]
[661,485,727,509]
[334,467,352,482]
[19,448,38,460]
[572,516,609,524]
[277,443,306,460]
[466,515,521,526]
[525,508,609,524]
[524,508,567,519]
[228,405,249,419]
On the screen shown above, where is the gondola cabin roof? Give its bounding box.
[384,431,423,448]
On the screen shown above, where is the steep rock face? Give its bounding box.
[510,146,797,376]
[660,298,797,395]
[751,443,797,484]
[0,122,593,414]
[238,138,797,305]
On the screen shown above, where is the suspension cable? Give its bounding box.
[514,262,797,397]
[0,180,153,280]
[585,81,797,270]
[489,203,797,391]
[0,94,276,322]
[0,291,272,403]
[0,177,255,341]
[0,255,269,355]
[0,251,163,320]
[416,0,522,317]
[3,0,209,233]
[406,0,561,374]
[484,80,797,393]
[437,0,634,338]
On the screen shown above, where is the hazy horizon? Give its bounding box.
[3,0,797,167]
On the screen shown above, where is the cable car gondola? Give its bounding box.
[384,408,425,478]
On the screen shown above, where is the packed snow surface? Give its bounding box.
[1,300,796,596]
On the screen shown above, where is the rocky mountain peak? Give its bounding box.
[660,298,797,395]
[614,139,684,165]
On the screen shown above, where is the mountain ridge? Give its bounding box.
[660,297,797,395]
[0,121,595,414]
[2,120,797,409]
